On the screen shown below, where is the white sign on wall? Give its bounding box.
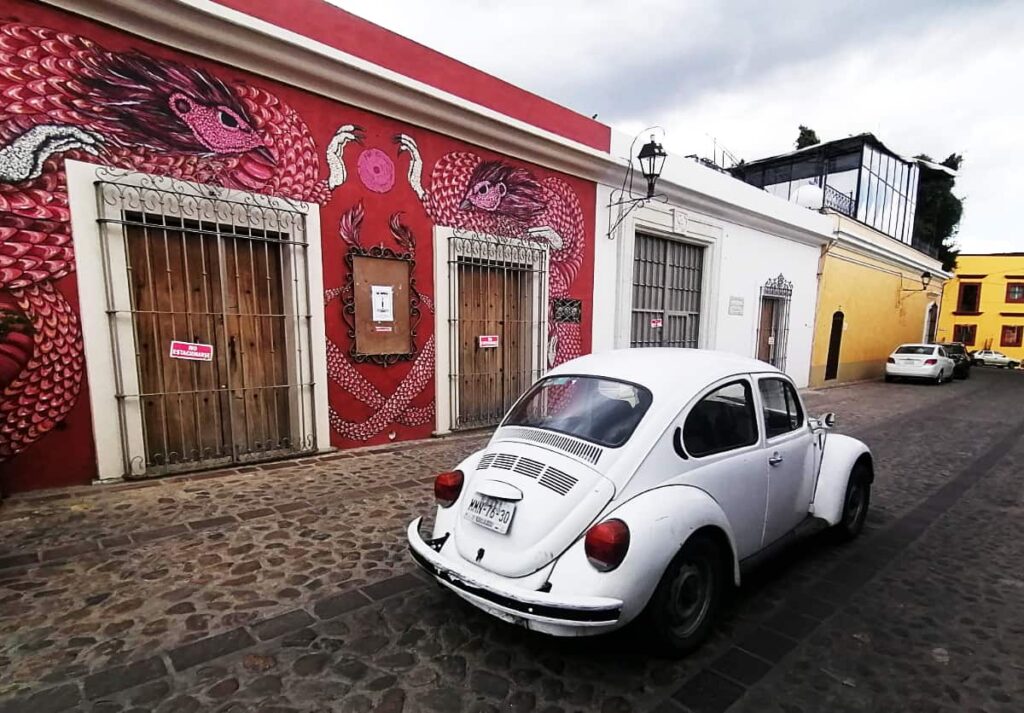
[370,285,394,322]
[728,296,744,316]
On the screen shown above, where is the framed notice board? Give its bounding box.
[347,252,416,362]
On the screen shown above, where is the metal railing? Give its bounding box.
[823,184,855,217]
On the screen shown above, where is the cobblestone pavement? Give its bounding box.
[1,368,1022,713]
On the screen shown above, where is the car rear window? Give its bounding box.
[503,376,653,448]
[895,346,935,355]
[942,344,966,355]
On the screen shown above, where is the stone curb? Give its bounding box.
[5,429,491,504]
[0,568,430,712]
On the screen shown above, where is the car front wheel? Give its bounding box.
[834,463,871,541]
[642,536,724,657]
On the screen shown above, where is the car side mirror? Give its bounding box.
[821,412,836,429]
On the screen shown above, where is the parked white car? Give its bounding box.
[884,344,955,384]
[970,349,1020,369]
[408,349,873,655]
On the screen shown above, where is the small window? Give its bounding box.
[1006,283,1024,304]
[952,324,977,346]
[759,378,804,439]
[956,283,981,313]
[683,381,759,457]
[1001,325,1023,348]
[895,345,936,355]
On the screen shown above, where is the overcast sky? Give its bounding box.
[331,0,1022,254]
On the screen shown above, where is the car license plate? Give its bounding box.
[899,359,914,364]
[464,494,516,534]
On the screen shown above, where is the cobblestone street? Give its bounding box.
[2,368,1023,713]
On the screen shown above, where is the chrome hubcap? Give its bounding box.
[668,561,711,638]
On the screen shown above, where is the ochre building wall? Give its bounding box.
[809,246,942,386]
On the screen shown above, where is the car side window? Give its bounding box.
[682,380,759,457]
[937,347,946,357]
[758,378,804,439]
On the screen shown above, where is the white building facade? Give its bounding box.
[593,131,833,388]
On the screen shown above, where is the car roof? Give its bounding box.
[546,348,782,400]
[896,343,937,349]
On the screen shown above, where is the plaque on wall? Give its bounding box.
[342,246,420,364]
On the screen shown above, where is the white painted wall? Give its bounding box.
[712,223,820,387]
[593,131,832,388]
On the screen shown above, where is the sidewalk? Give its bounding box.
[0,432,488,700]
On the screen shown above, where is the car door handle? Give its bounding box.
[768,452,783,466]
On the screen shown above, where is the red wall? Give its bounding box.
[0,1,595,492]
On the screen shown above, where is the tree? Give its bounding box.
[795,125,820,150]
[913,153,963,272]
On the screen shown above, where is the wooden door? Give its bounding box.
[221,236,291,458]
[757,298,776,362]
[127,221,230,468]
[127,218,291,471]
[456,262,534,428]
[502,266,534,410]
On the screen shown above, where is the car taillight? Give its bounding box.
[585,519,630,572]
[887,357,895,364]
[434,470,464,508]
[924,358,937,365]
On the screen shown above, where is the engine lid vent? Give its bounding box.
[498,427,603,465]
[477,453,497,470]
[512,457,545,479]
[538,467,578,496]
[492,453,518,470]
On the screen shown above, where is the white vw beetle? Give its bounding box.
[408,349,873,655]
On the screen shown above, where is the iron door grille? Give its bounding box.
[448,230,548,430]
[756,274,794,371]
[631,233,704,348]
[95,171,317,477]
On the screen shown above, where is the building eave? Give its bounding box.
[46,0,623,185]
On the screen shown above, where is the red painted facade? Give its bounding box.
[0,1,596,492]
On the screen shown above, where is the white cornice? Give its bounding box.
[46,0,830,248]
[832,222,950,278]
[46,0,621,182]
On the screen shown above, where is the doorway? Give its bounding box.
[825,310,844,381]
[757,298,778,363]
[124,214,296,472]
[448,233,547,430]
[924,303,938,343]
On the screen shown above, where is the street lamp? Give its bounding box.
[606,130,669,238]
[901,270,933,292]
[637,135,668,199]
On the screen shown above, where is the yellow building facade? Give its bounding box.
[935,253,1024,361]
[809,216,946,387]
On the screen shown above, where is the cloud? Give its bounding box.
[329,0,1022,252]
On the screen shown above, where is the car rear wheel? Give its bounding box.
[642,536,724,657]
[834,463,871,542]
[884,374,894,383]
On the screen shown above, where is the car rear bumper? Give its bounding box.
[886,363,940,378]
[407,518,623,630]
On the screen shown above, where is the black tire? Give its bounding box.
[963,367,971,379]
[642,536,724,657]
[834,463,871,542]
[884,374,894,383]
